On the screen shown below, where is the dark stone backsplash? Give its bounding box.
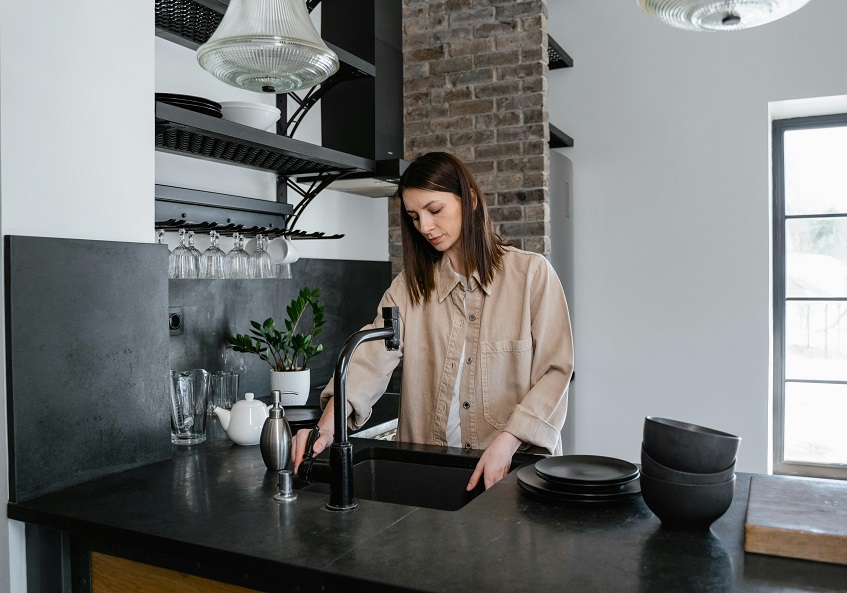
[168,258,393,398]
[6,236,171,502]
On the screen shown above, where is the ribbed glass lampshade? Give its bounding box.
[636,0,813,31]
[197,0,339,93]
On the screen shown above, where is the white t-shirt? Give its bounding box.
[445,273,467,448]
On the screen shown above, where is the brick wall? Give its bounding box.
[390,0,550,275]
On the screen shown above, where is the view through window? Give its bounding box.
[773,114,847,479]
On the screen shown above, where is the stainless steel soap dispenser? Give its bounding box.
[260,390,292,471]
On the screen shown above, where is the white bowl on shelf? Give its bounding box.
[219,101,281,130]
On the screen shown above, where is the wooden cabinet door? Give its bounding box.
[91,552,260,593]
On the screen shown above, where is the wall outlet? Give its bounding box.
[169,306,184,336]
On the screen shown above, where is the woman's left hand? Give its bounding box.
[467,431,523,490]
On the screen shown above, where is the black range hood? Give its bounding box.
[298,158,409,198]
[318,0,405,198]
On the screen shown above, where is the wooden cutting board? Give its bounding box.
[744,474,847,565]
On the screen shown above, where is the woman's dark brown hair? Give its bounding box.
[397,152,507,305]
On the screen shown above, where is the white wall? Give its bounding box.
[0,1,154,589]
[547,0,847,472]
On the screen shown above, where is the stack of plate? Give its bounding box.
[517,454,641,504]
[156,93,222,118]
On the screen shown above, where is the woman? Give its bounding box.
[292,152,573,490]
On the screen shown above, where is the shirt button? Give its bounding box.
[465,442,472,450]
[466,356,473,364]
[469,314,476,321]
[463,401,470,409]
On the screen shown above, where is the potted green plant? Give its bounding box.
[227,286,325,406]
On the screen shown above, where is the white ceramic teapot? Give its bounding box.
[213,392,270,446]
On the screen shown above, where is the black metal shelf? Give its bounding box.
[547,34,574,147]
[154,185,343,240]
[548,36,573,70]
[153,0,381,239]
[156,101,375,177]
[549,124,574,149]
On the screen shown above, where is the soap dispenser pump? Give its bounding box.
[260,390,293,471]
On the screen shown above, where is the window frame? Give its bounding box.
[772,113,847,480]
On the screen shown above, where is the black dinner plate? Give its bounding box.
[535,454,639,486]
[156,93,222,110]
[517,465,641,503]
[156,100,223,119]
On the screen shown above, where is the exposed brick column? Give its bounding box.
[390,0,550,275]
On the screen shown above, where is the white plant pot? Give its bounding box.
[270,369,310,406]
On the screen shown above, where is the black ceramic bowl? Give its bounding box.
[640,473,736,530]
[643,417,740,474]
[641,445,735,485]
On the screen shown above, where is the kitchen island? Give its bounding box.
[8,422,847,593]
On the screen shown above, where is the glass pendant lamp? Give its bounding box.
[197,0,339,93]
[636,0,813,31]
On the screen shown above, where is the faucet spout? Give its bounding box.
[327,306,399,511]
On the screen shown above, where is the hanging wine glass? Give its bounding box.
[200,231,227,279]
[249,234,273,279]
[226,233,250,279]
[187,231,202,268]
[168,229,198,279]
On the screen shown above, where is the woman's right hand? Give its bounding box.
[292,398,338,474]
[291,426,333,474]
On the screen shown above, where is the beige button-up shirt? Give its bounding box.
[320,247,574,455]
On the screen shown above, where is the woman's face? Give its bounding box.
[403,188,464,266]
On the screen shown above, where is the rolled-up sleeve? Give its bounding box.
[504,257,574,454]
[320,276,406,430]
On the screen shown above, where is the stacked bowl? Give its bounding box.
[640,417,740,529]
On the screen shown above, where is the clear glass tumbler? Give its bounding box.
[170,369,209,445]
[209,370,239,414]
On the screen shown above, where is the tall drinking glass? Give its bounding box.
[209,370,239,414]
[170,369,209,445]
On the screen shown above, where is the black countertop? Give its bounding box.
[9,421,847,593]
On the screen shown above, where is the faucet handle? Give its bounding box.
[305,426,321,459]
[382,306,400,351]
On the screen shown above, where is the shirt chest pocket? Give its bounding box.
[480,338,533,430]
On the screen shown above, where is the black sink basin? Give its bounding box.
[300,446,521,511]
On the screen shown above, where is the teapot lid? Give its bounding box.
[234,392,266,408]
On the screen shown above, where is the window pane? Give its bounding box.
[785,217,847,297]
[785,301,847,381]
[784,382,847,465]
[785,127,847,215]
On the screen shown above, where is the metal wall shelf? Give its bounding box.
[548,36,573,70]
[156,101,375,177]
[154,0,381,237]
[549,124,574,149]
[154,185,344,240]
[548,35,574,148]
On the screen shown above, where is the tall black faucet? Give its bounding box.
[303,306,399,511]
